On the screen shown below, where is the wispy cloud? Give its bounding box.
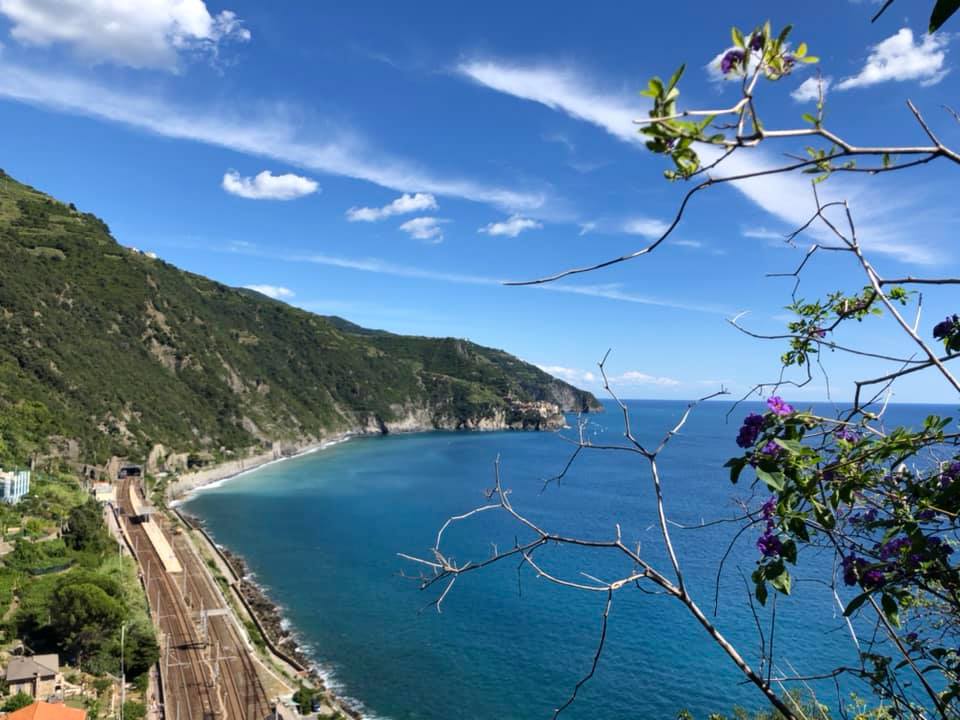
[791,76,832,102]
[537,364,680,387]
[347,192,437,221]
[623,217,670,238]
[480,215,542,237]
[611,370,681,387]
[243,284,294,299]
[836,28,950,90]
[536,364,597,385]
[457,57,940,264]
[742,226,789,242]
[0,62,546,212]
[225,247,731,314]
[222,170,318,200]
[399,216,447,243]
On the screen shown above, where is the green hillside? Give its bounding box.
[0,171,599,466]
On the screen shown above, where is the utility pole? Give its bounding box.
[120,623,126,720]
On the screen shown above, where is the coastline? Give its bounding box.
[166,432,354,503]
[160,416,585,718]
[167,433,381,719]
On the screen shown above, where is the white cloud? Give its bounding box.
[623,217,669,238]
[459,60,638,144]
[222,170,318,200]
[0,62,545,213]
[0,0,250,70]
[458,57,939,264]
[226,247,731,314]
[836,28,950,90]
[480,215,542,237]
[578,221,597,236]
[742,226,788,241]
[537,363,682,388]
[399,216,447,243]
[244,284,294,300]
[673,239,703,248]
[612,370,681,387]
[791,76,832,102]
[536,365,597,385]
[346,192,438,222]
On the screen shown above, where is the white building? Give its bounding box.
[91,482,116,504]
[0,469,30,504]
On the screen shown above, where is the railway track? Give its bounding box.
[119,479,270,719]
[171,528,271,719]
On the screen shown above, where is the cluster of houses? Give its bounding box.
[1,653,85,719]
[0,464,149,717]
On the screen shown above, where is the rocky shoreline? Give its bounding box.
[218,545,318,674]
[178,508,366,720]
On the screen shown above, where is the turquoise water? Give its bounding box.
[184,401,952,719]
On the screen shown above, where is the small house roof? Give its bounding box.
[5,654,59,682]
[6,702,86,720]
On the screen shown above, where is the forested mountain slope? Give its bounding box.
[0,171,599,466]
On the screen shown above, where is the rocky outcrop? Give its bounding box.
[357,398,567,435]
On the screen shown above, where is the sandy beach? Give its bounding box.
[166,433,354,502]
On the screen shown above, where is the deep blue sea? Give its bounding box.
[183,401,956,719]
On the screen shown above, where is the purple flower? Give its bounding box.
[761,440,781,458]
[933,315,958,340]
[842,555,865,586]
[843,555,887,589]
[862,568,887,589]
[811,327,827,338]
[757,529,783,558]
[721,49,745,75]
[736,413,765,448]
[940,461,960,487]
[748,33,765,52]
[879,537,910,560]
[850,507,878,526]
[761,496,777,520]
[917,509,937,522]
[766,396,795,417]
[835,427,859,443]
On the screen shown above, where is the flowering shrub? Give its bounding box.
[726,396,960,710]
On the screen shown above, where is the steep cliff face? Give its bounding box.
[357,399,568,435]
[0,171,599,467]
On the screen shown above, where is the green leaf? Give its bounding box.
[755,580,768,606]
[667,64,686,92]
[801,113,817,125]
[843,591,871,617]
[731,27,745,48]
[769,563,792,595]
[930,0,960,31]
[773,438,804,454]
[781,539,797,565]
[755,467,785,491]
[724,457,747,485]
[881,593,901,627]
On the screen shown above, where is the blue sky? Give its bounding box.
[0,0,957,402]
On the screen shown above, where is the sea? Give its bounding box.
[182,400,955,719]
